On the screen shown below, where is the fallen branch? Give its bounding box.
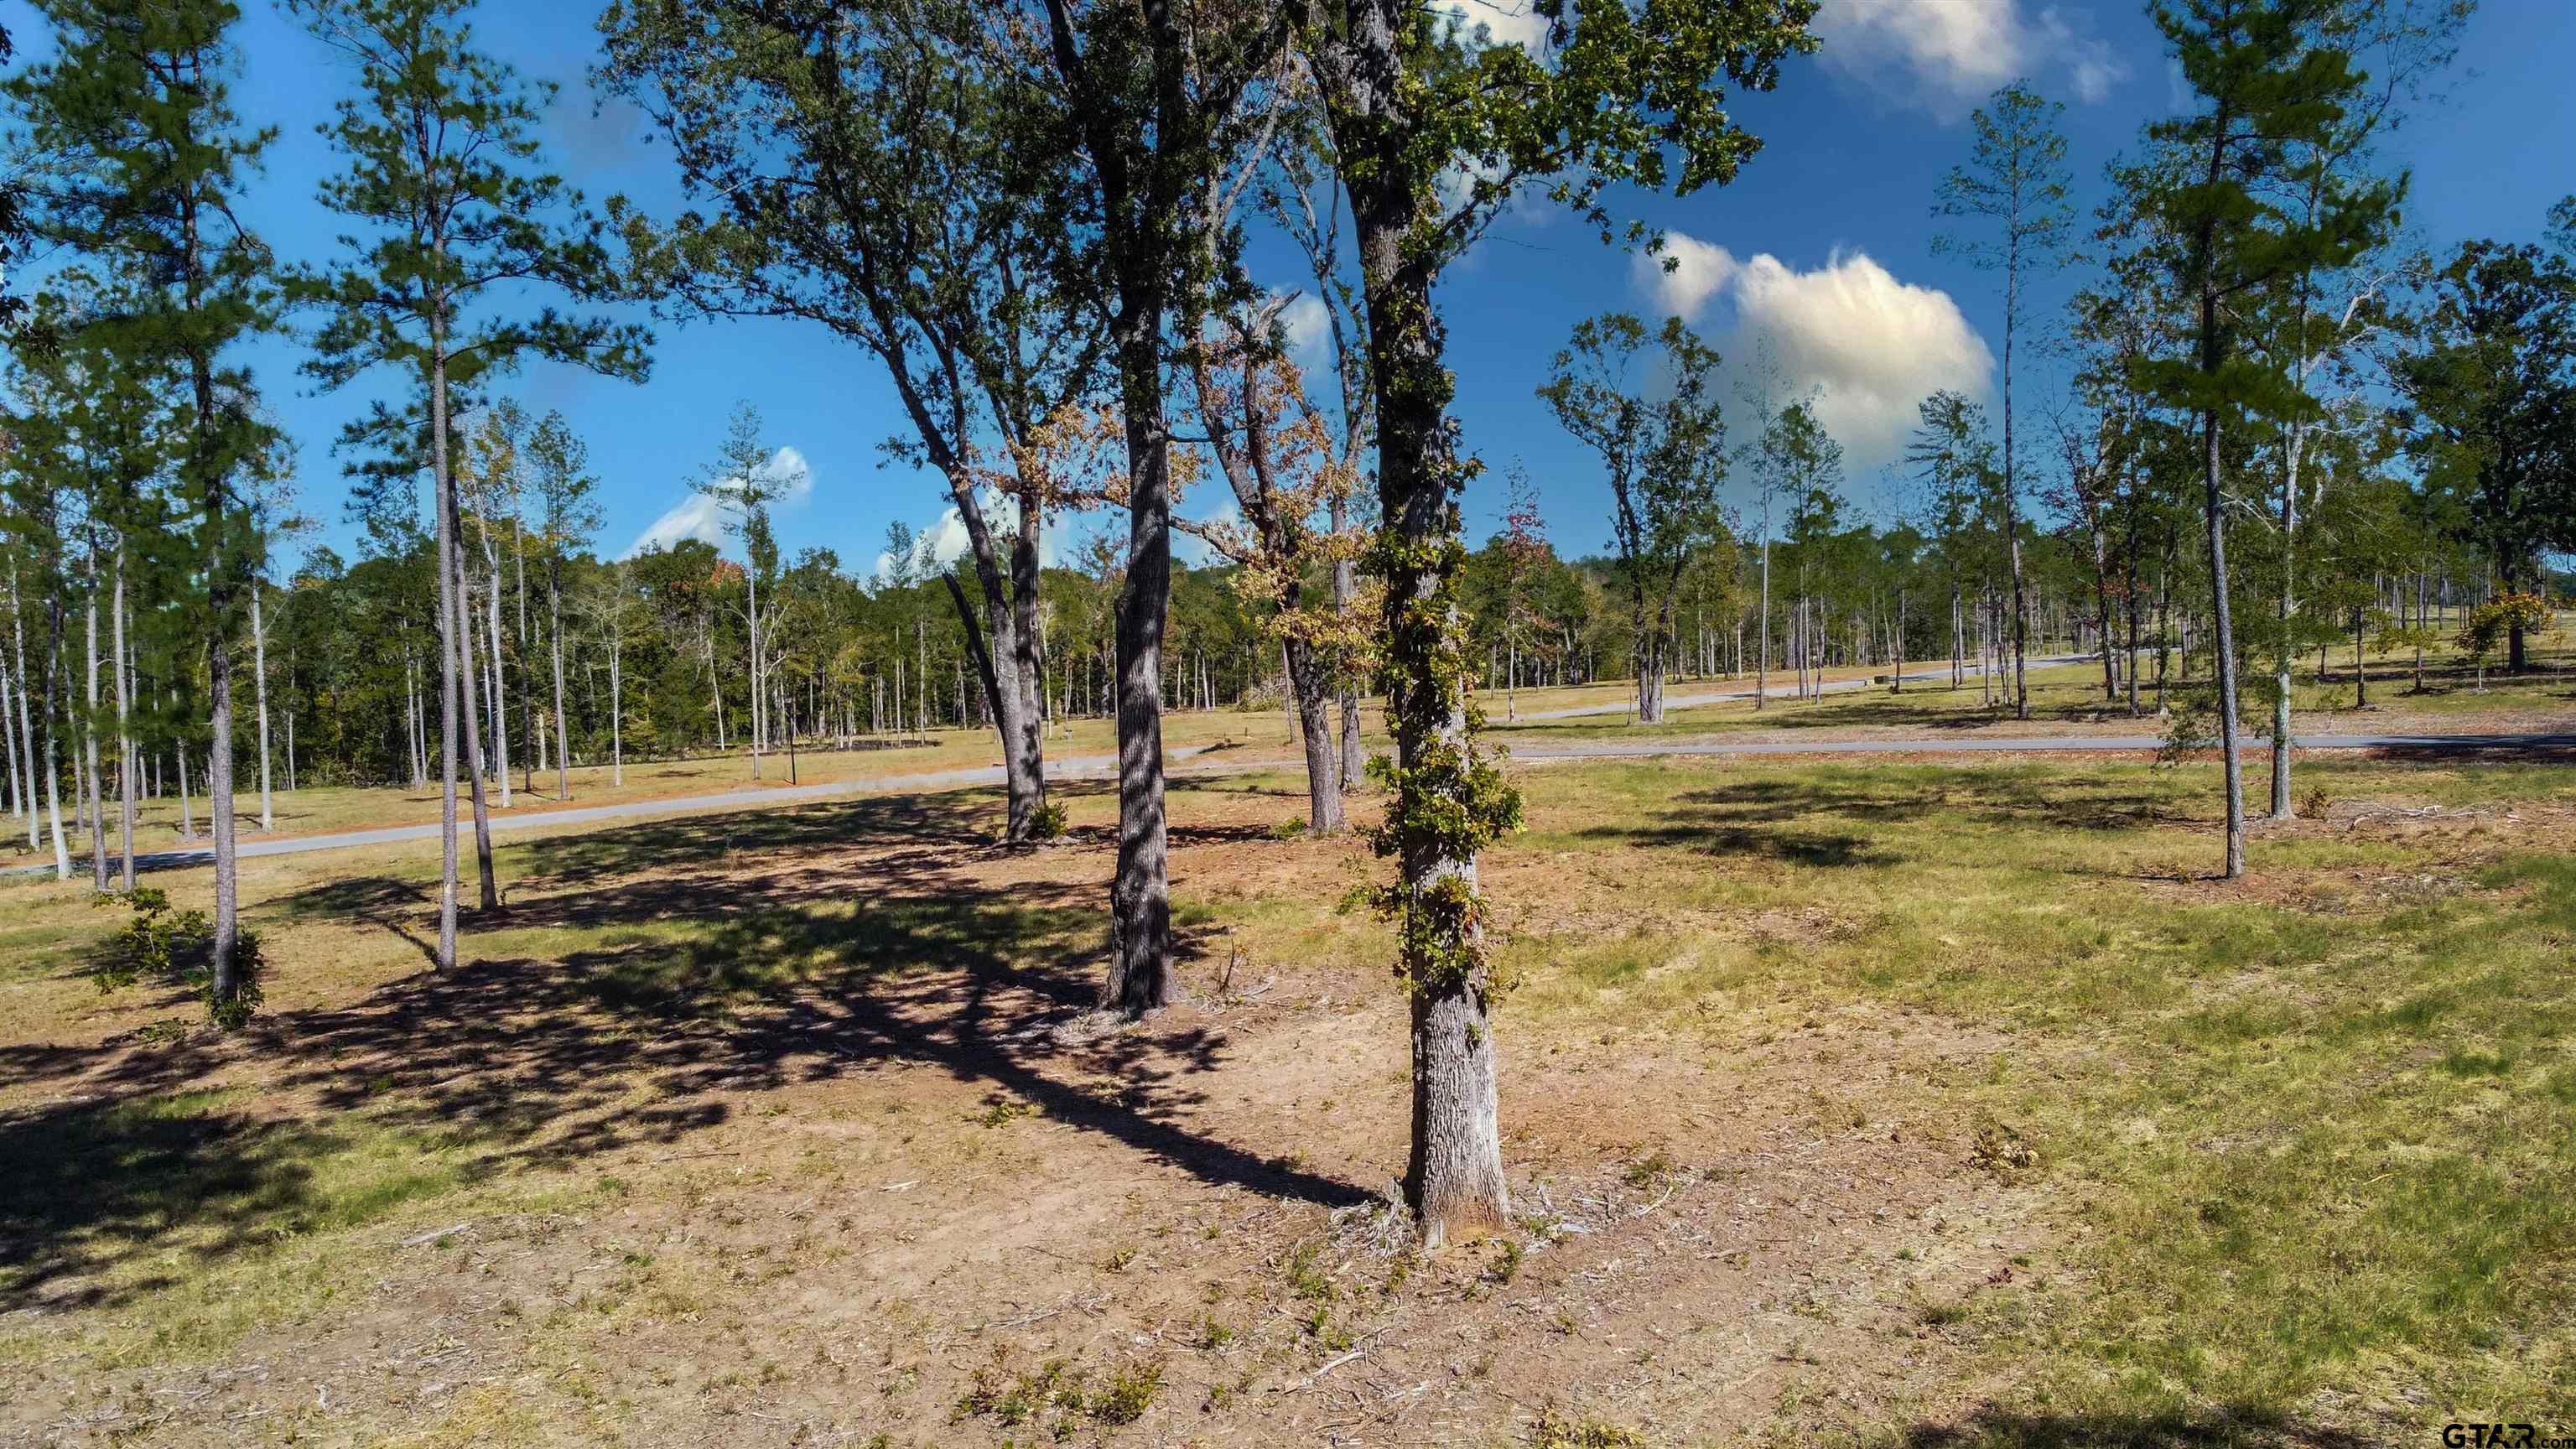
[400,1223,473,1247]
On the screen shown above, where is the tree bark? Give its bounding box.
[112,555,134,890]
[935,478,1044,843]
[84,548,106,892]
[1319,14,1511,1240]
[43,598,72,879]
[1102,400,1174,1014]
[9,568,39,853]
[2202,403,2246,880]
[549,565,572,802]
[1288,631,1343,834]
[250,578,273,830]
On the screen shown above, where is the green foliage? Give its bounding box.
[1027,800,1069,842]
[1089,1359,1161,1426]
[91,890,266,1031]
[1539,313,1729,683]
[286,0,649,451]
[2397,242,2576,588]
[2457,592,2554,663]
[1529,1405,1649,1449]
[2134,0,2402,425]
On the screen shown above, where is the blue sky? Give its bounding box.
[7,0,2569,578]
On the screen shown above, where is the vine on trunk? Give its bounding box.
[1349,464,1524,1002]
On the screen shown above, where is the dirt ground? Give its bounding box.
[2,785,2067,1449]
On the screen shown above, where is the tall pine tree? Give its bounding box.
[2138,0,2395,879]
[11,0,279,1016]
[286,0,649,968]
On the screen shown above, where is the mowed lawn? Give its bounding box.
[1,749,2571,1446]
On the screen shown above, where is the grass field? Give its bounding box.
[4,735,2573,1445]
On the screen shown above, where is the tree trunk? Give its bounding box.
[610,632,625,787]
[1102,374,1175,1015]
[1009,488,1051,817]
[2271,424,2303,818]
[1633,591,1665,724]
[1338,130,1509,1246]
[251,579,274,830]
[2201,404,2246,880]
[1754,538,1771,710]
[9,569,39,853]
[1288,631,1343,834]
[112,555,134,891]
[84,554,106,892]
[936,475,1045,844]
[550,568,572,802]
[43,599,72,879]
[481,524,512,806]
[746,561,762,777]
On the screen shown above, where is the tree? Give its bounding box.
[1933,80,2075,723]
[13,0,280,1015]
[690,403,797,779]
[2137,0,2395,880]
[1906,391,2001,693]
[1539,313,1727,723]
[287,0,651,967]
[2242,0,2454,814]
[2397,240,2576,673]
[1258,120,1379,791]
[1772,398,1846,698]
[1301,0,1818,1243]
[1011,0,1301,1015]
[527,410,598,800]
[597,0,1091,846]
[1494,465,1550,721]
[1182,307,1367,833]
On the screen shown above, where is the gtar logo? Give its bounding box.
[2441,1426,2539,1448]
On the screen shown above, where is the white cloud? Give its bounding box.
[626,445,812,557]
[629,493,729,555]
[1278,293,1332,366]
[1811,0,2126,113]
[1634,234,1996,467]
[868,490,1062,588]
[1633,234,1740,323]
[1443,0,1551,54]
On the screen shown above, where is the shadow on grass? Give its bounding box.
[1489,681,2149,742]
[0,791,1365,1312]
[0,1095,346,1311]
[1896,1406,2374,1447]
[1575,767,2181,866]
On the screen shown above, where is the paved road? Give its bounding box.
[1509,732,2576,761]
[14,729,2568,879]
[8,744,1228,878]
[1513,654,2104,720]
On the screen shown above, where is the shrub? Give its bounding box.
[91,889,265,1030]
[1027,799,1069,841]
[1090,1360,1161,1426]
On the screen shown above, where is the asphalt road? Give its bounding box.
[1512,653,2106,719]
[14,727,2568,879]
